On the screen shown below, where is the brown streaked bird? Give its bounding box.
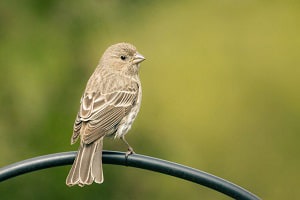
[66,43,145,187]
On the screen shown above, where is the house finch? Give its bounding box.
[66,43,145,187]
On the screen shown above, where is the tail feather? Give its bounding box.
[92,139,103,183]
[66,138,103,186]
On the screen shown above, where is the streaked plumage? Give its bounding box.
[66,43,145,187]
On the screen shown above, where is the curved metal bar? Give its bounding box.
[0,151,260,200]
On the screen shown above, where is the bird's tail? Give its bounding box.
[66,138,103,187]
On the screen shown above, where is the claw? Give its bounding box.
[126,147,135,157]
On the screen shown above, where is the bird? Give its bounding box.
[66,42,145,187]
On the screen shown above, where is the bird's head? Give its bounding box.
[100,43,145,75]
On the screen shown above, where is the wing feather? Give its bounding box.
[71,83,139,145]
[71,114,82,144]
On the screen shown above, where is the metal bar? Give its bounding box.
[0,151,260,200]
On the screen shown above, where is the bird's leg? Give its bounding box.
[121,135,135,156]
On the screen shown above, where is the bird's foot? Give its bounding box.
[125,147,135,157]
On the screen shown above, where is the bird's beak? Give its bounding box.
[133,52,145,64]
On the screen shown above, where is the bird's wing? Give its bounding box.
[71,83,139,144]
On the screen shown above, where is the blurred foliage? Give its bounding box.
[0,0,300,199]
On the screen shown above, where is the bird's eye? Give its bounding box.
[120,55,126,60]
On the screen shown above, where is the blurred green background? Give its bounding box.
[0,0,299,199]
